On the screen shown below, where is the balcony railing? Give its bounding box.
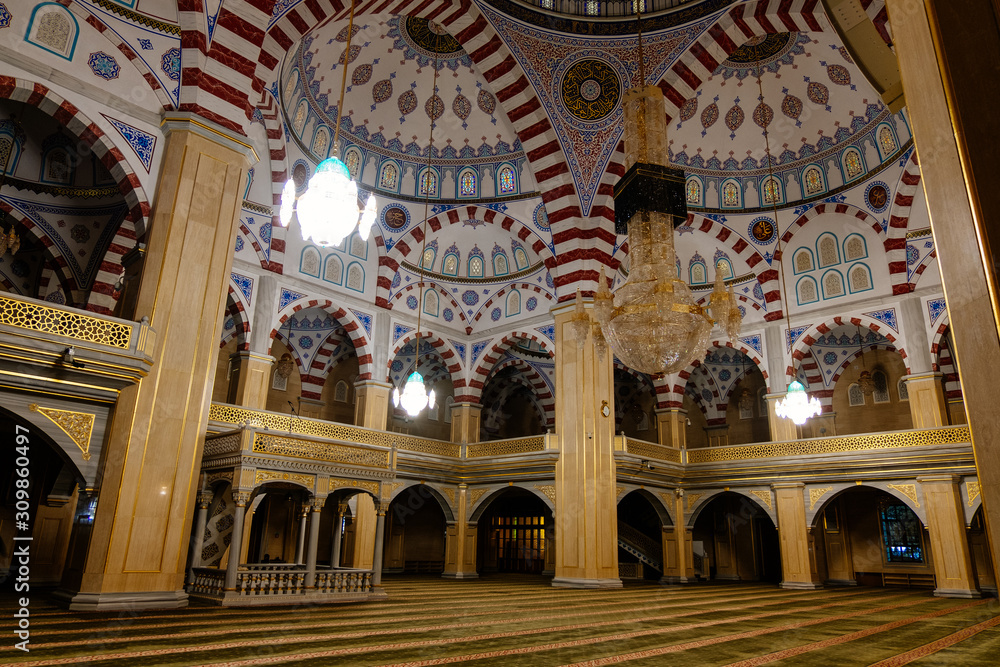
[190,566,375,604]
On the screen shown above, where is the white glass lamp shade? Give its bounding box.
[358,192,378,241]
[279,179,295,227]
[774,379,822,425]
[298,157,359,247]
[397,371,430,416]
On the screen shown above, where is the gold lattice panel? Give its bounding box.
[466,437,545,458]
[252,433,391,468]
[203,434,242,457]
[625,438,682,463]
[1,295,132,348]
[254,470,314,489]
[967,480,981,507]
[209,403,460,457]
[687,426,972,463]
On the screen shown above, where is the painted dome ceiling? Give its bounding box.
[281,14,527,194]
[669,31,910,209]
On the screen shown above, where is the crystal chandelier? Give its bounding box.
[278,0,376,248]
[393,369,436,417]
[589,12,739,375]
[774,379,822,425]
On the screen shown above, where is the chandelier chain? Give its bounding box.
[332,0,357,152]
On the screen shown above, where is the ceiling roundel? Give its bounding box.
[723,33,793,65]
[402,17,463,56]
[560,59,621,123]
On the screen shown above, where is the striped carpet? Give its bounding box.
[4,576,1000,666]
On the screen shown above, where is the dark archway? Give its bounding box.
[476,488,552,575]
[383,485,448,575]
[616,491,669,581]
[968,506,996,594]
[692,492,780,583]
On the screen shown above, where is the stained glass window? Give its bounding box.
[345,149,361,179]
[335,381,349,403]
[422,248,435,270]
[284,71,299,100]
[848,383,864,406]
[37,12,72,54]
[443,254,458,276]
[46,150,70,183]
[686,179,701,204]
[795,249,813,273]
[804,167,823,195]
[880,502,923,563]
[420,170,438,196]
[498,166,515,194]
[424,289,439,316]
[818,236,838,267]
[844,149,863,179]
[632,0,646,12]
[586,0,599,15]
[690,263,706,284]
[823,271,844,297]
[301,247,321,277]
[845,236,865,261]
[460,171,476,196]
[313,128,329,157]
[849,265,871,292]
[469,257,484,277]
[293,101,308,136]
[873,370,890,404]
[541,0,553,8]
[346,264,364,290]
[798,278,817,304]
[380,163,398,190]
[494,253,508,276]
[717,259,732,279]
[879,126,896,155]
[722,182,739,207]
[514,247,528,270]
[762,177,780,204]
[507,290,520,316]
[0,137,13,174]
[897,377,909,401]
[324,255,342,284]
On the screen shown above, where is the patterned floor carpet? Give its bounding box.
[4,576,1000,666]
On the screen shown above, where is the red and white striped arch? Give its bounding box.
[931,324,963,404]
[789,314,910,382]
[484,357,554,426]
[258,89,287,274]
[387,330,465,394]
[221,285,252,351]
[388,282,469,329]
[269,298,375,379]
[300,329,353,399]
[376,205,557,310]
[886,152,922,295]
[665,340,768,409]
[473,283,553,328]
[466,330,554,402]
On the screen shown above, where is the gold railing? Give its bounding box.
[252,432,391,468]
[686,425,972,464]
[0,293,135,349]
[618,436,683,464]
[466,434,549,458]
[208,403,460,458]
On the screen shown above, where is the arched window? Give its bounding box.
[690,262,706,285]
[803,166,824,195]
[797,276,818,305]
[822,270,845,298]
[872,369,890,404]
[293,100,308,137]
[844,234,867,261]
[423,289,439,317]
[300,247,321,277]
[507,289,521,316]
[514,247,529,271]
[349,234,367,259]
[493,252,509,276]
[586,1,599,16]
[878,125,897,156]
[346,262,365,291]
[443,253,459,276]
[897,377,909,401]
[794,248,814,274]
[722,181,740,208]
[419,169,438,196]
[761,176,782,204]
[843,148,864,180]
[880,501,924,563]
[379,162,398,191]
[312,127,330,157]
[498,165,516,194]
[444,396,455,423]
[421,247,435,270]
[848,383,865,406]
[334,380,349,403]
[817,234,840,268]
[459,170,477,197]
[848,263,872,293]
[284,70,300,100]
[715,258,734,280]
[323,255,343,284]
[344,148,362,179]
[686,178,702,205]
[42,148,71,184]
[469,256,484,278]
[0,133,21,175]
[26,4,78,60]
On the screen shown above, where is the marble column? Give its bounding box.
[905,373,949,429]
[187,490,214,585]
[329,502,346,568]
[57,115,254,610]
[225,492,251,591]
[552,296,621,588]
[372,504,387,586]
[295,504,309,564]
[918,475,980,598]
[304,498,325,588]
[887,0,1000,585]
[772,483,822,589]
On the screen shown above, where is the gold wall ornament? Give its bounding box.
[616,486,625,498]
[468,487,489,509]
[254,470,315,489]
[887,483,920,508]
[440,487,456,508]
[687,493,704,511]
[329,478,380,496]
[686,426,971,463]
[466,436,545,458]
[252,433,390,468]
[1,294,133,348]
[750,489,773,510]
[535,484,556,505]
[382,481,403,500]
[809,486,833,511]
[967,480,981,507]
[29,403,94,460]
[206,471,233,486]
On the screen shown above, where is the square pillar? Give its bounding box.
[349,381,392,569]
[905,373,950,429]
[443,484,479,579]
[765,393,799,442]
[655,408,686,450]
[661,490,695,584]
[228,351,274,410]
[918,475,981,598]
[450,403,482,445]
[704,423,729,448]
[772,483,822,589]
[551,297,620,589]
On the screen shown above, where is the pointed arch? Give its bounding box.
[789,315,910,383]
[268,297,375,380]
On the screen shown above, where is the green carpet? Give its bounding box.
[3,576,999,666]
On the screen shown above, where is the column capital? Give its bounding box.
[229,351,275,365]
[196,491,214,508]
[354,379,394,391]
[232,491,252,506]
[917,474,962,484]
[159,111,259,166]
[905,371,945,383]
[654,407,687,416]
[309,497,326,511]
[771,482,806,490]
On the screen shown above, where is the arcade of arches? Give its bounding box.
[2,0,1000,656]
